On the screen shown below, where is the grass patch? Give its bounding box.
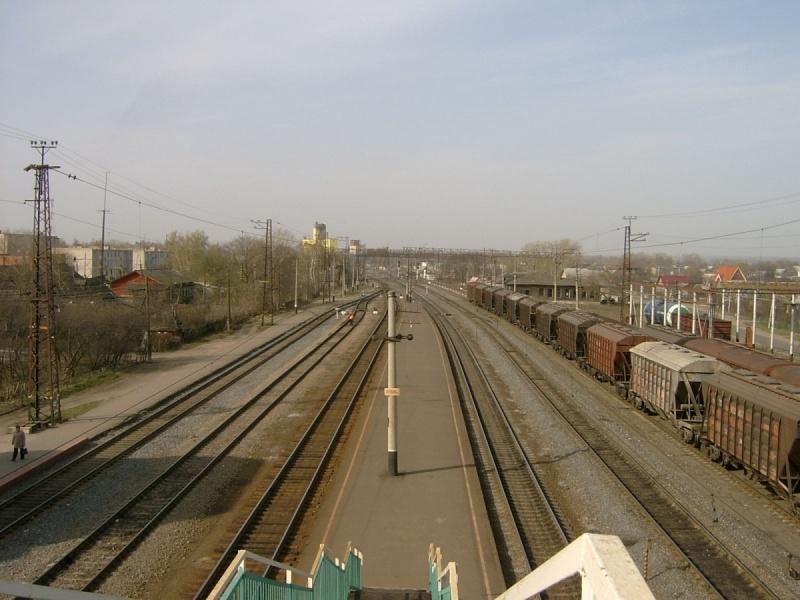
[62,368,124,397]
[61,399,104,421]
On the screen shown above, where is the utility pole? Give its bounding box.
[294,255,299,314]
[252,218,273,325]
[24,140,61,425]
[341,238,348,297]
[226,270,232,331]
[621,216,648,324]
[552,250,560,302]
[99,171,109,281]
[144,275,152,361]
[324,231,330,303]
[513,255,517,292]
[406,252,412,301]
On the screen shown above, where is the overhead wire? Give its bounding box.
[3,122,308,242]
[638,192,800,219]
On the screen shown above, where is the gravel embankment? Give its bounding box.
[0,317,344,585]
[425,285,800,599]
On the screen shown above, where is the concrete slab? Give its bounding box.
[295,300,505,599]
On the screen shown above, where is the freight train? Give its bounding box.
[466,281,800,503]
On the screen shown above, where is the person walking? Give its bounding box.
[11,425,26,461]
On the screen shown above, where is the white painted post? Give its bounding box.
[735,289,741,342]
[769,293,776,353]
[752,291,758,349]
[677,289,682,331]
[708,293,715,340]
[387,291,398,476]
[692,292,697,335]
[650,287,655,325]
[639,286,644,327]
[663,287,668,326]
[721,288,726,320]
[790,295,797,360]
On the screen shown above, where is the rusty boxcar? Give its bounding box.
[679,315,732,341]
[481,285,503,311]
[468,282,487,304]
[557,311,603,359]
[766,364,800,388]
[682,338,791,379]
[630,342,718,441]
[493,287,513,317]
[641,324,695,346]
[518,297,543,332]
[504,292,527,324]
[586,322,653,385]
[535,303,570,342]
[702,369,800,495]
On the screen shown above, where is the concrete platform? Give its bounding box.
[0,300,354,490]
[296,299,505,599]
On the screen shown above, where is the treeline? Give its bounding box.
[0,228,362,407]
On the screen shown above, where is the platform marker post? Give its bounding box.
[769,293,776,353]
[736,289,741,342]
[650,287,655,325]
[387,291,398,476]
[639,286,644,327]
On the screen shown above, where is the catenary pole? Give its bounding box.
[294,255,299,314]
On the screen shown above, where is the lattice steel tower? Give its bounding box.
[25,140,61,424]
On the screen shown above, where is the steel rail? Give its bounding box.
[421,296,578,599]
[32,297,379,592]
[503,348,776,600]
[424,283,779,600]
[430,305,531,585]
[0,296,373,539]
[192,308,387,599]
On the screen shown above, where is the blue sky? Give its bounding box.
[1,1,799,257]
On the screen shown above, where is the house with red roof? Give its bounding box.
[109,269,198,303]
[713,265,746,283]
[655,273,689,287]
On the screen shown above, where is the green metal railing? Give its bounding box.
[221,571,314,600]
[215,546,362,600]
[428,544,458,600]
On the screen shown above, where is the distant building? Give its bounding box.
[109,269,197,303]
[712,265,746,283]
[302,222,338,250]
[132,247,168,271]
[0,231,62,255]
[655,274,689,287]
[349,239,363,255]
[0,255,25,266]
[561,267,604,280]
[503,273,600,300]
[56,246,133,280]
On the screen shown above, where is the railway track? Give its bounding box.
[420,294,579,599]
[32,296,382,593]
[0,297,371,539]
[424,284,779,600]
[190,305,387,598]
